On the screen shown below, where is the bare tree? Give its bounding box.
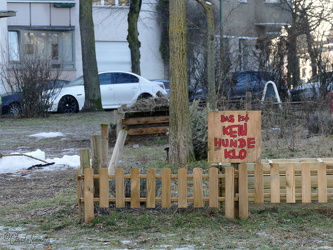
[195,0,217,111]
[127,0,142,75]
[79,0,103,112]
[169,0,195,165]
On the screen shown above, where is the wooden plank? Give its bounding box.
[209,167,219,208]
[225,167,235,219]
[270,163,280,203]
[76,169,83,222]
[127,126,169,136]
[146,168,156,208]
[286,163,295,203]
[162,168,171,208]
[193,168,203,207]
[100,123,109,169]
[131,168,140,208]
[108,129,128,174]
[178,168,188,208]
[318,163,327,203]
[84,168,94,223]
[122,116,169,125]
[254,163,264,203]
[301,163,311,203]
[238,163,248,220]
[99,168,109,208]
[208,111,261,163]
[91,135,101,197]
[115,168,125,208]
[78,149,90,222]
[114,108,125,137]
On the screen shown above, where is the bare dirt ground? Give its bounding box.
[1,111,333,249]
[0,112,113,208]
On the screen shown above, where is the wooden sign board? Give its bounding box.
[208,111,261,163]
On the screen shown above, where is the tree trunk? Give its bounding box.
[196,0,216,111]
[79,0,102,112]
[169,0,195,165]
[127,0,142,75]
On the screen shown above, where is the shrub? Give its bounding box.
[190,100,208,160]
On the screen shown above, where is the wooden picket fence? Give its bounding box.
[77,158,333,223]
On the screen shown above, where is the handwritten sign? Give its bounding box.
[208,111,261,163]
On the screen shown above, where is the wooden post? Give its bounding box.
[100,123,109,169]
[99,168,109,208]
[78,149,90,222]
[91,135,101,197]
[193,168,203,208]
[178,168,188,208]
[245,92,252,110]
[131,168,140,208]
[161,168,171,208]
[115,168,125,208]
[238,163,248,220]
[146,168,156,208]
[286,163,295,203]
[225,166,235,219]
[254,163,264,203]
[84,168,94,223]
[302,163,311,203]
[318,163,327,203]
[108,129,128,175]
[270,163,280,203]
[209,167,219,208]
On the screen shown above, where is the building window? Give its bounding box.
[93,0,129,6]
[8,29,74,70]
[265,0,280,3]
[8,31,20,62]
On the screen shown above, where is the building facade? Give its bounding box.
[0,0,164,93]
[220,0,292,72]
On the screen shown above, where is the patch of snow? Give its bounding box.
[0,149,79,174]
[28,132,64,139]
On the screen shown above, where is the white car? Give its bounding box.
[48,71,167,113]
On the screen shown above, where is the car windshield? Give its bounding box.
[67,76,84,87]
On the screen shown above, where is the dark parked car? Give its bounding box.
[1,80,69,115]
[225,71,289,101]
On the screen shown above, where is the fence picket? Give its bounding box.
[239,163,248,219]
[84,168,94,223]
[209,167,218,208]
[116,168,125,208]
[162,168,171,208]
[178,168,188,208]
[254,163,264,203]
[318,163,327,203]
[270,163,280,203]
[193,168,203,207]
[131,168,140,208]
[225,167,235,219]
[286,164,295,203]
[147,168,156,208]
[302,163,311,203]
[99,168,109,208]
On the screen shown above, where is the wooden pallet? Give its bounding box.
[114,108,169,137]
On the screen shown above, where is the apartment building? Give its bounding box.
[0,0,292,93]
[0,0,164,92]
[221,0,292,71]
